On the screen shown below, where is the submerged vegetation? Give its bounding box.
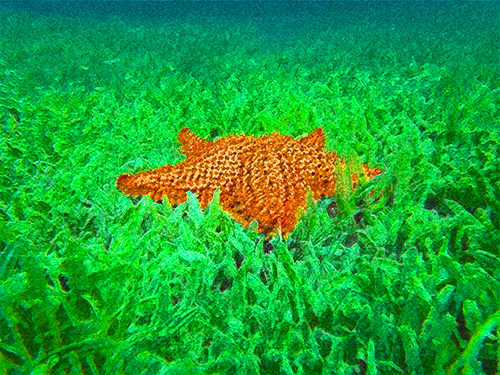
[0,2,499,374]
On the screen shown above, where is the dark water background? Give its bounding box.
[2,1,496,52]
[1,1,462,20]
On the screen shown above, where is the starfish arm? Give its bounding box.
[177,127,209,157]
[362,164,384,179]
[298,127,326,152]
[116,165,175,201]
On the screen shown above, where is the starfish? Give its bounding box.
[116,127,384,239]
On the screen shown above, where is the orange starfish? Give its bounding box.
[117,127,384,239]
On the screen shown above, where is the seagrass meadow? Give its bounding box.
[1,1,499,374]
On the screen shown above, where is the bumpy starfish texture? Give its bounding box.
[117,127,384,239]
